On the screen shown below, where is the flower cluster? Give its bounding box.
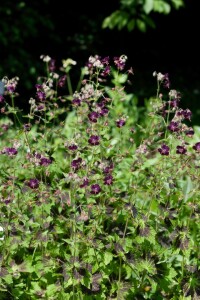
[155,73,198,157]
[26,152,52,166]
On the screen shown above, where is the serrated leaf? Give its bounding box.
[137,259,157,275]
[135,236,144,244]
[46,284,59,297]
[167,267,177,280]
[18,260,34,273]
[146,227,156,245]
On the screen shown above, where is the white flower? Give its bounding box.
[13,140,21,149]
[169,89,178,98]
[157,72,165,81]
[89,55,103,68]
[153,71,157,77]
[62,58,77,69]
[29,97,35,105]
[50,72,59,79]
[40,55,51,62]
[119,55,128,63]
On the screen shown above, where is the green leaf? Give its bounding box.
[30,281,44,294]
[125,265,132,279]
[92,262,99,273]
[149,198,160,215]
[127,19,135,31]
[144,0,154,14]
[18,260,34,273]
[46,284,59,297]
[167,267,177,280]
[102,16,112,29]
[178,176,193,201]
[3,274,13,285]
[136,19,147,32]
[137,259,157,275]
[171,0,184,9]
[146,227,156,245]
[81,274,91,288]
[183,176,193,201]
[153,0,171,14]
[104,252,113,265]
[135,236,144,244]
[102,11,121,29]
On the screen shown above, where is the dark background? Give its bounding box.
[1,0,199,124]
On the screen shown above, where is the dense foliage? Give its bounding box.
[0,55,199,299]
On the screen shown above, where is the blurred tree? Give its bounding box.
[102,0,184,32]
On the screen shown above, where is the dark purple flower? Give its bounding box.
[101,66,111,77]
[34,152,42,159]
[101,56,110,65]
[58,75,66,87]
[161,108,167,118]
[90,184,101,195]
[116,119,126,128]
[104,175,113,185]
[99,108,109,117]
[176,145,187,154]
[114,56,127,70]
[6,83,16,93]
[80,178,89,188]
[39,157,52,166]
[167,121,179,132]
[23,123,31,131]
[28,178,39,189]
[183,109,192,121]
[35,84,43,91]
[37,104,45,111]
[177,109,192,121]
[68,144,78,151]
[71,158,82,171]
[4,147,18,156]
[0,95,4,104]
[88,111,99,123]
[88,135,100,146]
[36,91,46,101]
[163,73,170,89]
[48,59,56,72]
[97,100,107,108]
[72,98,81,106]
[4,197,11,205]
[169,99,180,108]
[185,128,194,137]
[158,144,170,156]
[103,163,114,174]
[86,61,93,70]
[193,142,200,152]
